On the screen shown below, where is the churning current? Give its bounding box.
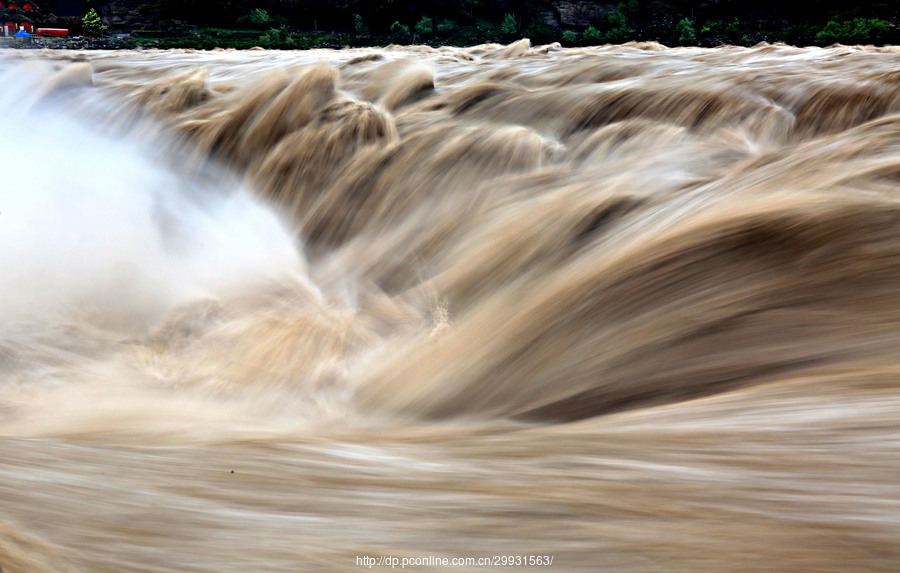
[2,41,900,572]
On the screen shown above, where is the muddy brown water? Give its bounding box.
[2,41,900,571]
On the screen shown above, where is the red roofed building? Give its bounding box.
[1,0,40,34]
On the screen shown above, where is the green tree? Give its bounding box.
[249,8,271,27]
[500,13,517,35]
[605,11,635,43]
[726,17,740,40]
[260,24,292,47]
[561,29,577,45]
[353,13,369,36]
[415,16,433,36]
[676,18,695,43]
[391,20,411,39]
[817,17,889,44]
[583,25,603,44]
[82,8,107,36]
[700,19,737,45]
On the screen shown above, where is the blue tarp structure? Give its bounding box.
[13,30,31,38]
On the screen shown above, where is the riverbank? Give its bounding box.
[0,37,125,50]
[2,16,898,51]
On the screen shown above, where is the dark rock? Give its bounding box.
[551,0,617,28]
[96,0,153,34]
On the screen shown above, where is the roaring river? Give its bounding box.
[2,40,900,572]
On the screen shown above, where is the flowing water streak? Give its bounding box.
[2,42,900,571]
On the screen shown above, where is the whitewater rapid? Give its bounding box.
[2,41,900,571]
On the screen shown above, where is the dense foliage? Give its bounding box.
[126,0,900,47]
